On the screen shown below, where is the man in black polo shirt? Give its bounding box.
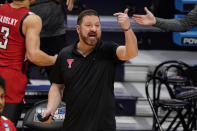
[42,9,138,131]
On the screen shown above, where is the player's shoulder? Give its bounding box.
[24,12,42,25]
[28,11,35,15]
[26,12,41,21]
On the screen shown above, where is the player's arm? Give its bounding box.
[66,0,74,11]
[23,14,57,66]
[53,0,74,11]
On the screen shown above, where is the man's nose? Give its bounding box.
[90,26,97,31]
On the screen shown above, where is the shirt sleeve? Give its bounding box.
[154,5,197,32]
[102,41,125,64]
[49,51,64,84]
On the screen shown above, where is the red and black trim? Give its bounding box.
[19,13,31,38]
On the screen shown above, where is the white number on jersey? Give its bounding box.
[0,26,10,49]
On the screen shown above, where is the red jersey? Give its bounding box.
[0,116,16,131]
[0,4,30,71]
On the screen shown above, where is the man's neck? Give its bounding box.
[10,1,29,9]
[77,42,95,57]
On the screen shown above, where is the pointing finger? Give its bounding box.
[124,8,129,14]
[66,0,69,6]
[113,12,123,16]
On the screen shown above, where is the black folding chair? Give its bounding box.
[146,60,195,131]
[145,76,190,131]
[152,60,192,87]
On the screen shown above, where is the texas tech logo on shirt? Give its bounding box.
[67,59,74,68]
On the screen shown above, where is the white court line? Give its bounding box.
[116,116,136,124]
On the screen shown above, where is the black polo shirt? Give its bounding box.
[51,40,124,131]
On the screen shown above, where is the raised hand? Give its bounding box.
[113,8,131,31]
[132,7,156,26]
[66,0,74,11]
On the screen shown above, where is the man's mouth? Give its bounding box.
[88,33,96,39]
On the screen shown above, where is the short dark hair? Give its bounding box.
[77,9,100,25]
[0,76,5,91]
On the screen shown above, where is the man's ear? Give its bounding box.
[76,25,80,34]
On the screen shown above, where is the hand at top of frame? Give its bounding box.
[113,8,131,31]
[132,7,156,26]
[66,0,74,11]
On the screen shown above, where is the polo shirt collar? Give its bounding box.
[72,40,101,57]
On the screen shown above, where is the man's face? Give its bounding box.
[77,15,101,46]
[0,87,5,115]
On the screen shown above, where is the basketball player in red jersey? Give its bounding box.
[0,76,16,131]
[0,0,57,124]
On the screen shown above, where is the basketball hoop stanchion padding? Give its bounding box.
[173,14,197,46]
[173,0,197,46]
[174,0,197,12]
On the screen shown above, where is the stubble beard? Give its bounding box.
[80,31,101,46]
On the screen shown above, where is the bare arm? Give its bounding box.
[114,9,138,61]
[53,0,74,11]
[66,0,74,11]
[23,14,57,66]
[54,0,74,11]
[42,83,65,117]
